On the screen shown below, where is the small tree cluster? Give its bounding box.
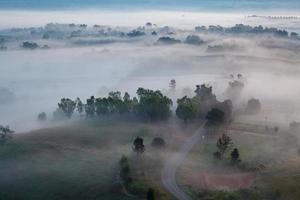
[213,134,241,164]
[214,134,233,160]
[0,125,14,145]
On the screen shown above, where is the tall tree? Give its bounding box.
[85,96,95,117]
[76,97,84,115]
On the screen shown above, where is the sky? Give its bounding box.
[0,0,300,11]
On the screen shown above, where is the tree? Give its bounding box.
[0,125,14,145]
[37,112,47,121]
[95,97,109,116]
[169,79,176,91]
[214,100,233,122]
[133,137,145,153]
[107,91,123,114]
[184,35,204,45]
[147,188,155,200]
[121,92,133,115]
[245,98,261,114]
[205,108,225,127]
[176,96,197,122]
[58,98,76,118]
[85,96,95,117]
[231,148,241,164]
[76,97,84,115]
[151,137,166,148]
[215,134,233,159]
[136,88,172,121]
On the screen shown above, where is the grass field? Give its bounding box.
[0,120,181,200]
[177,120,300,200]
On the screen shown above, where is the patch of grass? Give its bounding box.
[0,121,164,200]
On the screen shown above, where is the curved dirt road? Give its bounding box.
[161,126,204,200]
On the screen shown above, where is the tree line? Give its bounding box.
[54,85,234,126]
[55,88,172,121]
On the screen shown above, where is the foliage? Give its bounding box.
[85,96,95,117]
[214,134,233,159]
[133,137,145,154]
[58,98,76,118]
[75,97,84,115]
[176,96,197,122]
[37,112,47,121]
[245,98,261,114]
[151,137,166,148]
[0,125,14,145]
[206,108,225,127]
[147,188,155,200]
[231,148,241,164]
[136,88,172,121]
[119,155,131,184]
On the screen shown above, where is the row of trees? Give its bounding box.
[54,84,235,129]
[56,88,172,121]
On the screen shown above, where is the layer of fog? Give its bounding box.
[1,14,300,132]
[1,10,300,31]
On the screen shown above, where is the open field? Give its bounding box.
[177,115,300,200]
[0,120,194,200]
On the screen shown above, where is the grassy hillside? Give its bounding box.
[0,121,175,200]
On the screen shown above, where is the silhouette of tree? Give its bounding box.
[231,148,241,164]
[133,137,145,154]
[0,125,14,144]
[37,112,47,121]
[85,96,95,117]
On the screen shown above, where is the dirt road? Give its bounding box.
[161,126,204,200]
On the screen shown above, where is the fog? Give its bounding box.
[1,10,300,132]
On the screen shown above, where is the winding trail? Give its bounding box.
[161,126,204,200]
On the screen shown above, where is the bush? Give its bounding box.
[37,112,47,121]
[151,137,166,148]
